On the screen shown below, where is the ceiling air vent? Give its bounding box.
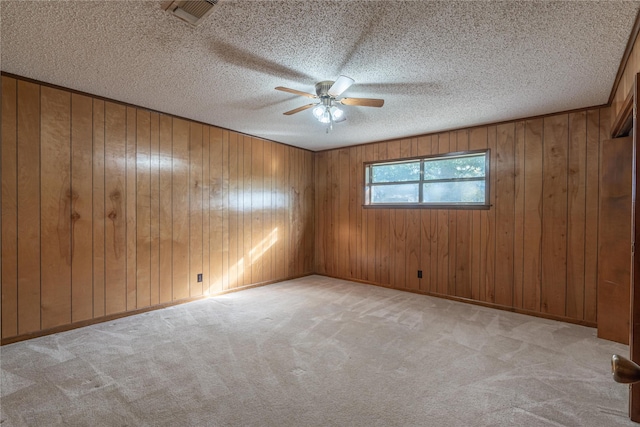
[162,0,219,26]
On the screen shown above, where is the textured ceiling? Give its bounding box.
[2,1,639,151]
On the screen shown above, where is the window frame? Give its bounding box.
[363,149,491,209]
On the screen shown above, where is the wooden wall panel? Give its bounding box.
[417,135,432,293]
[541,114,568,316]
[202,126,210,294]
[104,102,127,315]
[1,76,18,338]
[158,114,173,304]
[263,141,273,282]
[494,123,515,307]
[40,86,72,330]
[71,94,94,322]
[172,119,190,299]
[315,108,611,325]
[92,100,106,318]
[227,132,239,289]
[436,133,450,295]
[136,110,151,309]
[189,123,203,297]
[16,81,42,335]
[455,131,470,298]
[513,122,525,308]
[611,28,640,128]
[1,77,314,342]
[468,128,486,301]
[125,107,137,310]
[150,112,160,306]
[522,119,544,312]
[567,111,587,320]
[585,109,606,322]
[251,138,264,284]
[209,127,223,293]
[243,136,252,286]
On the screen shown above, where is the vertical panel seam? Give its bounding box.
[70,93,73,323]
[565,114,569,317]
[39,83,42,331]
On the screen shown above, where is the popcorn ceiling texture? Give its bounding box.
[1,0,639,151]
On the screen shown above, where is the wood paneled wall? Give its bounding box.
[612,22,640,125]
[1,76,314,341]
[315,108,609,324]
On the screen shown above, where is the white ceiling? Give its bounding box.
[2,1,639,151]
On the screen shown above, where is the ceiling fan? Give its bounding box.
[275,76,384,132]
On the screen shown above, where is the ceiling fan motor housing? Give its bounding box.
[315,81,335,98]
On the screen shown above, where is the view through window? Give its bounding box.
[364,150,490,208]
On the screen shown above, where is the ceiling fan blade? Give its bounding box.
[340,97,384,107]
[328,75,355,97]
[283,103,316,115]
[275,86,317,99]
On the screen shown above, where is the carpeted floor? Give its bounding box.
[0,275,634,426]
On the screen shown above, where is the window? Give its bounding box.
[364,150,490,208]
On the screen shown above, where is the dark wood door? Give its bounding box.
[598,136,633,344]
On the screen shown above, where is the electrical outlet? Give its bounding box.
[197,273,203,282]
[417,270,423,278]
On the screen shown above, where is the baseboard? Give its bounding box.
[316,273,598,329]
[0,273,313,346]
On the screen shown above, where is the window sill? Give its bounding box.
[362,204,491,210]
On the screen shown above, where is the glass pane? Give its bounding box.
[422,180,486,204]
[372,184,419,203]
[423,154,485,180]
[372,161,420,183]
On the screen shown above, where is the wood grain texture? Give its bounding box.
[158,114,173,303]
[104,102,127,315]
[150,112,161,306]
[251,138,264,284]
[221,131,231,290]
[263,141,273,282]
[227,132,239,289]
[2,76,18,338]
[136,110,151,308]
[125,107,137,311]
[584,109,602,323]
[1,77,315,342]
[494,123,515,307]
[468,128,487,301]
[242,136,252,286]
[567,112,587,320]
[209,127,223,293]
[522,119,544,312]
[513,122,525,308]
[92,99,106,318]
[71,94,94,322]
[597,136,632,344]
[313,108,609,326]
[202,126,210,294]
[541,114,569,316]
[16,81,42,334]
[172,118,190,299]
[455,131,470,298]
[417,135,432,293]
[189,122,203,297]
[437,133,449,294]
[611,27,640,131]
[40,86,72,330]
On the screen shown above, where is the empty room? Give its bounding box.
[4,1,640,425]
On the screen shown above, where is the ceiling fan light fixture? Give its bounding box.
[312,104,325,120]
[331,106,345,122]
[319,107,332,124]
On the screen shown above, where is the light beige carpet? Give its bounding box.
[0,275,633,426]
